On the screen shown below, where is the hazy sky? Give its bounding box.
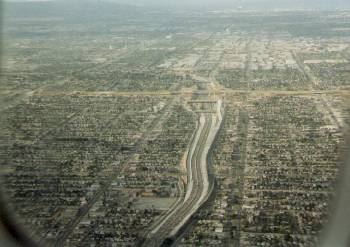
[101,0,350,8]
[6,0,350,10]
[108,0,348,7]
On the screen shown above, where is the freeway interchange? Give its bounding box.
[141,100,224,247]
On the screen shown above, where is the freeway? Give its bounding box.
[141,100,223,247]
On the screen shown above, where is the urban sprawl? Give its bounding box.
[0,3,349,247]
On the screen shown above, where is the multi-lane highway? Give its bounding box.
[142,100,223,247]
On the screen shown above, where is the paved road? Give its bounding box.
[141,100,225,247]
[53,97,177,247]
[141,113,212,247]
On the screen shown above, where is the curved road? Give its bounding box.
[142,101,223,247]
